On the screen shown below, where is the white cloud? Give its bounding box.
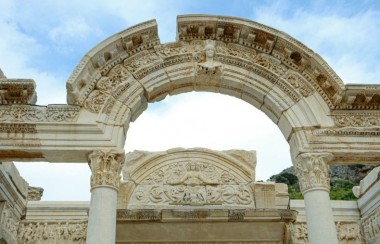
[126,92,291,182]
[252,4,380,84]
[48,17,100,43]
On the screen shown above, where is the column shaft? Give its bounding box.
[304,190,338,244]
[87,187,118,244]
[294,153,338,244]
[86,149,124,244]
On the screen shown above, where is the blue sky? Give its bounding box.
[1,0,380,200]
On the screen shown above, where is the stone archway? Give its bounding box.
[1,14,380,244]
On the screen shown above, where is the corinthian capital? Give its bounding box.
[294,153,333,194]
[88,149,125,190]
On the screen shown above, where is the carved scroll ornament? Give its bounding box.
[129,161,253,207]
[88,149,125,190]
[294,153,332,193]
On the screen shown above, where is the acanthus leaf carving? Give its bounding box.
[294,153,332,193]
[83,90,109,113]
[88,149,125,190]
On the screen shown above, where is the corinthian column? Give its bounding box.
[294,153,338,244]
[86,149,124,244]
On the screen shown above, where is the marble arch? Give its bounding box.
[1,14,380,243]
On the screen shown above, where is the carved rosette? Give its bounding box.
[88,149,125,190]
[294,153,333,194]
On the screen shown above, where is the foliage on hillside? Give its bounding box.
[268,165,376,200]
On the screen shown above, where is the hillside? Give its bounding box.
[269,165,376,200]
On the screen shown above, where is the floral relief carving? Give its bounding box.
[294,153,332,193]
[254,53,287,76]
[88,149,125,190]
[336,222,363,244]
[283,71,314,97]
[129,161,253,207]
[123,52,161,73]
[96,64,131,92]
[361,208,380,243]
[290,221,363,244]
[216,43,256,61]
[83,90,109,113]
[290,222,309,243]
[1,203,20,241]
[0,105,79,123]
[333,115,380,127]
[18,221,87,244]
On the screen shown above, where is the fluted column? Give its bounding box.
[86,149,125,244]
[294,153,338,244]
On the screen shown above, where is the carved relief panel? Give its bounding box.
[122,149,256,209]
[129,161,253,208]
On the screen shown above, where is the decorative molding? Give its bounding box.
[332,114,380,127]
[0,79,36,105]
[0,203,20,242]
[0,105,80,123]
[289,222,309,243]
[361,208,380,243]
[314,127,380,137]
[118,241,281,244]
[117,209,161,221]
[336,222,363,244]
[0,123,37,134]
[279,209,298,223]
[18,221,87,244]
[294,153,332,193]
[290,221,363,244]
[129,161,253,207]
[27,186,44,201]
[88,149,125,190]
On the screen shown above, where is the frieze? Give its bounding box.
[290,221,363,244]
[361,208,380,243]
[216,43,256,62]
[124,52,162,73]
[120,241,281,244]
[117,210,161,221]
[18,221,87,244]
[0,105,79,123]
[129,161,254,207]
[0,124,37,134]
[333,115,380,127]
[314,127,380,137]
